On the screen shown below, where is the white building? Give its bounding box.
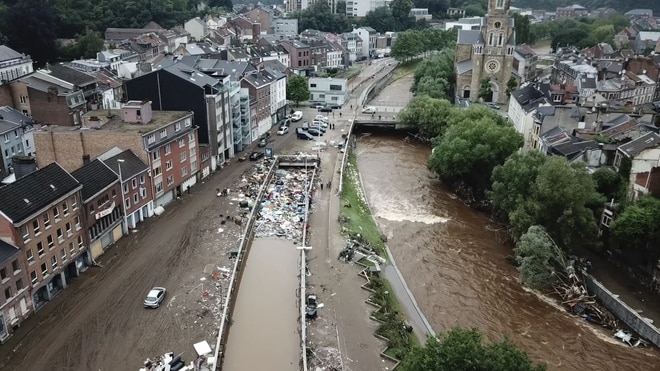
[444,17,483,31]
[308,77,348,106]
[184,17,208,41]
[264,68,287,125]
[0,46,33,83]
[352,27,378,59]
[345,0,392,17]
[410,8,432,21]
[507,85,549,151]
[326,47,343,68]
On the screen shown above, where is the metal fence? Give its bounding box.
[300,164,317,371]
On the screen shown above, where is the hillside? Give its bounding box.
[511,0,660,13]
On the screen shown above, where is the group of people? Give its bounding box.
[319,180,332,191]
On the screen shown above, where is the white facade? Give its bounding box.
[507,97,537,151]
[0,46,33,83]
[345,0,392,17]
[184,17,208,41]
[353,28,377,59]
[206,16,227,30]
[326,50,343,68]
[308,77,348,105]
[269,74,287,116]
[444,17,484,31]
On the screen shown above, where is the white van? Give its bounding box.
[292,111,303,122]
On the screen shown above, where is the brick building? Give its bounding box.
[0,240,31,342]
[0,163,90,311]
[33,101,199,207]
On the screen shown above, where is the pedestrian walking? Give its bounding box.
[332,111,335,117]
[350,104,353,109]
[327,181,331,189]
[328,180,332,189]
[320,182,324,190]
[339,112,342,117]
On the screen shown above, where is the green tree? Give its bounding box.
[464,4,486,17]
[398,96,453,138]
[362,6,396,33]
[514,226,564,291]
[490,151,548,219]
[400,327,546,371]
[444,105,508,128]
[412,50,455,94]
[611,196,660,250]
[286,75,309,106]
[591,167,624,202]
[506,76,518,97]
[76,28,104,58]
[391,30,423,61]
[416,76,450,99]
[478,77,493,101]
[509,157,600,249]
[1,0,58,64]
[207,0,233,9]
[390,0,415,29]
[428,114,522,194]
[512,14,531,44]
[297,1,350,34]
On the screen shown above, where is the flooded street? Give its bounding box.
[355,132,660,370]
[222,237,299,371]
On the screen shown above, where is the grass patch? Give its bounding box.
[340,153,418,361]
[335,66,361,79]
[366,276,419,360]
[340,153,386,255]
[391,59,420,81]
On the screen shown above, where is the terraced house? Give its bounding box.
[0,163,91,314]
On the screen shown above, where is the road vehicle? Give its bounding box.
[362,106,375,114]
[144,287,167,308]
[277,126,289,135]
[249,151,265,161]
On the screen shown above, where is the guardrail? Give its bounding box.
[300,163,317,371]
[212,159,278,370]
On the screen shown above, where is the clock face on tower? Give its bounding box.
[485,59,500,74]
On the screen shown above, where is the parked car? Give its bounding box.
[258,137,267,147]
[319,106,332,113]
[296,128,314,140]
[486,102,500,110]
[291,111,303,122]
[312,120,329,128]
[249,151,265,161]
[362,106,375,114]
[277,126,289,135]
[312,102,325,109]
[310,122,327,132]
[307,128,324,136]
[144,287,167,308]
[330,103,342,109]
[306,294,318,319]
[314,115,329,122]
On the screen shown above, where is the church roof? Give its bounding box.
[457,30,482,45]
[457,60,473,74]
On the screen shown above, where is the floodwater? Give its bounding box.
[355,132,660,370]
[222,237,300,371]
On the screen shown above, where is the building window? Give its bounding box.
[43,213,51,228]
[66,222,72,237]
[496,0,504,8]
[132,178,137,189]
[37,242,44,257]
[488,32,494,46]
[52,206,60,221]
[56,228,63,243]
[165,144,171,155]
[62,201,68,216]
[123,183,128,194]
[16,278,23,291]
[12,260,19,274]
[180,152,186,162]
[140,174,145,184]
[184,118,191,127]
[160,129,167,138]
[0,268,6,281]
[147,134,156,144]
[51,255,58,268]
[154,166,162,176]
[47,235,54,249]
[69,242,75,254]
[498,33,504,46]
[167,175,174,186]
[191,160,197,170]
[125,198,130,209]
[71,195,78,210]
[182,166,188,177]
[30,271,37,284]
[152,151,160,160]
[178,138,185,147]
[188,133,194,142]
[61,249,67,262]
[77,235,83,249]
[133,193,138,204]
[20,225,29,242]
[310,83,317,88]
[156,181,163,193]
[175,122,181,132]
[19,95,27,104]
[41,263,48,277]
[166,160,173,170]
[4,287,11,299]
[75,216,81,230]
[329,84,342,91]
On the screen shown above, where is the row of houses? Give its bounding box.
[0,99,204,342]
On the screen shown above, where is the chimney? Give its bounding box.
[12,156,37,179]
[82,154,91,165]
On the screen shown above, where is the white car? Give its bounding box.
[277,126,289,135]
[312,120,329,128]
[144,287,167,308]
[291,111,303,122]
[314,115,328,122]
[362,106,376,114]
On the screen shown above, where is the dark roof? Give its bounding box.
[0,239,19,264]
[619,132,660,157]
[163,62,222,90]
[101,149,149,180]
[71,159,119,202]
[457,30,481,44]
[47,64,98,87]
[0,45,24,62]
[0,163,80,224]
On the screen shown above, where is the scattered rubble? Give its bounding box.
[306,346,343,371]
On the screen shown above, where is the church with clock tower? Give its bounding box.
[454,0,516,104]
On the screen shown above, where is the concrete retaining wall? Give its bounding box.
[583,272,660,347]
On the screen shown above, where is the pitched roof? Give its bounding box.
[0,163,80,224]
[71,159,118,202]
[162,62,222,90]
[101,149,149,180]
[619,132,660,157]
[47,64,97,87]
[457,30,481,44]
[0,239,19,264]
[0,45,25,62]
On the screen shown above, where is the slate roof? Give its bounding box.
[457,30,481,44]
[101,149,149,180]
[0,45,24,62]
[0,163,80,224]
[162,62,222,90]
[47,64,97,87]
[512,85,546,110]
[0,239,19,264]
[71,159,118,202]
[456,60,473,74]
[551,139,599,161]
[0,106,34,126]
[618,132,660,157]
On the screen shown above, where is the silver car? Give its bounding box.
[144,287,167,308]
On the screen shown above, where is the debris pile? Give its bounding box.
[307,346,343,371]
[253,167,315,240]
[140,352,186,371]
[338,236,384,266]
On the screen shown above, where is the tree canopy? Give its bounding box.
[514,226,564,291]
[286,75,310,106]
[392,29,456,62]
[611,195,660,250]
[398,96,453,138]
[428,111,522,195]
[410,49,455,97]
[296,1,351,34]
[400,327,546,371]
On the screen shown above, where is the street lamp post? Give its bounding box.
[117,159,128,235]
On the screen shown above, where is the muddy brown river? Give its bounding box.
[355,132,660,370]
